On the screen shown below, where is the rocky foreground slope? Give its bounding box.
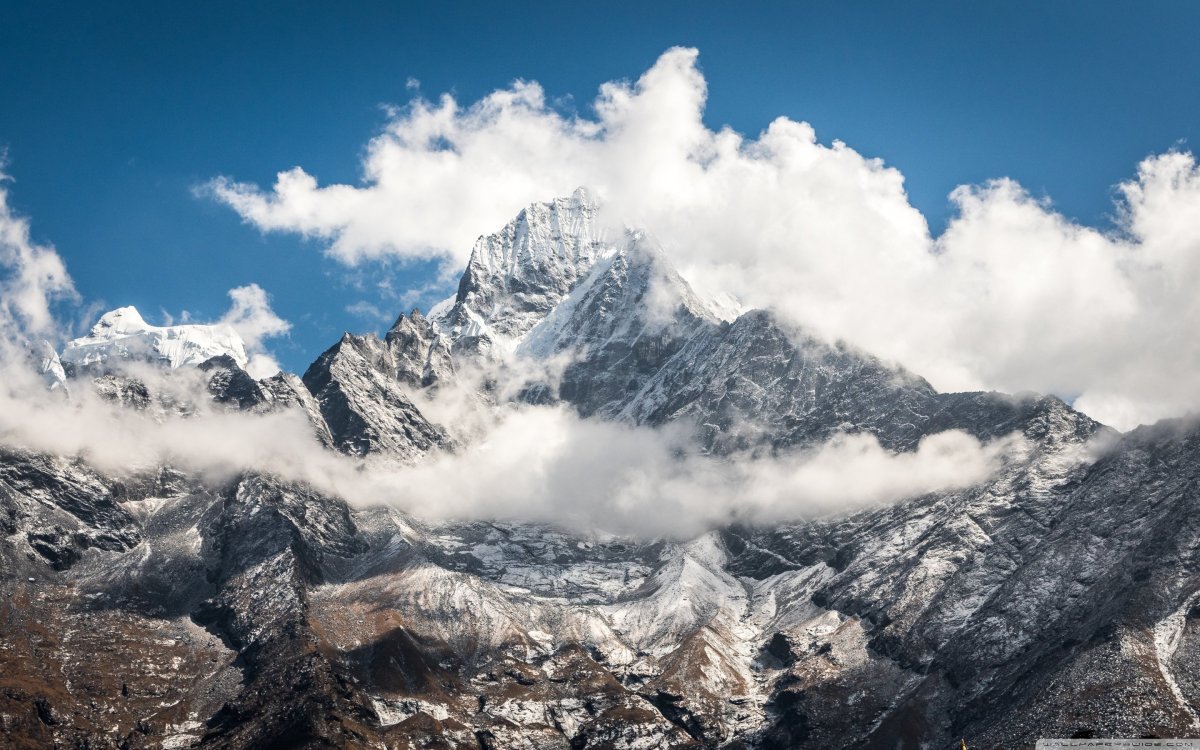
[3,192,1200,749]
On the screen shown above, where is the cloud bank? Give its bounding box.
[0,359,1021,537]
[208,47,1200,430]
[389,407,1022,534]
[219,283,291,377]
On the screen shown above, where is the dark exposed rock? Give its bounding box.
[201,355,266,409]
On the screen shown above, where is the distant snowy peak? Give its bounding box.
[61,306,249,371]
[433,187,612,348]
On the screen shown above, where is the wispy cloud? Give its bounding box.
[219,283,291,377]
[345,300,389,324]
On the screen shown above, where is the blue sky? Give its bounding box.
[2,1,1199,374]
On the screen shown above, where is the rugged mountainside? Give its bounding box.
[301,329,451,459]
[2,192,1199,749]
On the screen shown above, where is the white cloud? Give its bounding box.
[345,300,389,323]
[218,283,291,378]
[387,406,1022,535]
[205,47,1200,431]
[0,172,77,348]
[0,356,1020,536]
[202,48,712,266]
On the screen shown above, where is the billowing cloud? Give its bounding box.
[219,283,291,377]
[202,47,723,266]
[0,172,77,348]
[206,47,1200,431]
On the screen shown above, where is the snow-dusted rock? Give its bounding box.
[432,187,610,354]
[302,331,451,459]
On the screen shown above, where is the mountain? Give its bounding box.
[431,186,607,356]
[301,328,452,459]
[61,306,250,372]
[2,192,1198,749]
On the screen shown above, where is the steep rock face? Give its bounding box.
[202,355,337,448]
[432,188,609,355]
[949,419,1200,745]
[187,474,374,749]
[517,233,720,419]
[257,371,337,448]
[0,448,141,573]
[200,354,267,410]
[704,414,1200,748]
[384,308,455,389]
[512,230,1100,460]
[614,308,940,453]
[302,332,451,459]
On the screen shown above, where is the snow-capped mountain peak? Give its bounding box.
[61,305,250,371]
[432,187,612,350]
[88,305,151,336]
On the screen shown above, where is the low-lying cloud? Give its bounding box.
[388,407,1023,535]
[207,47,1200,431]
[0,354,1022,537]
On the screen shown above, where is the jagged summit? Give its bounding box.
[301,328,451,459]
[431,187,610,352]
[519,229,718,360]
[387,306,427,333]
[61,305,249,371]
